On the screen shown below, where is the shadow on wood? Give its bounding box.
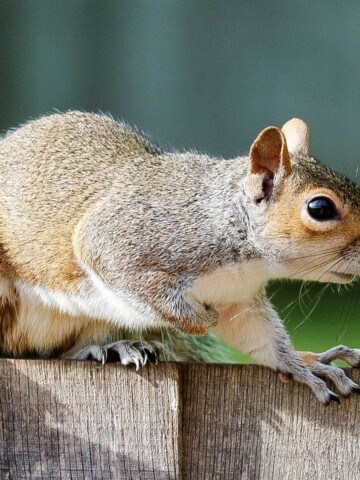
[0,360,358,479]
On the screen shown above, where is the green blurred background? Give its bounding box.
[1,1,360,359]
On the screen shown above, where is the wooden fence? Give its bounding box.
[0,360,359,479]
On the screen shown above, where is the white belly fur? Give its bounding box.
[14,267,165,332]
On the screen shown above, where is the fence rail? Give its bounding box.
[0,360,359,479]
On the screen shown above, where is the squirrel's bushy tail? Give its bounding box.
[145,329,237,363]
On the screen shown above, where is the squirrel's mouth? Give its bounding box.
[329,271,355,282]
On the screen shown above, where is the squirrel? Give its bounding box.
[0,110,359,405]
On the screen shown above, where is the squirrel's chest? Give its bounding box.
[190,260,271,305]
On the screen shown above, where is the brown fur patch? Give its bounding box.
[0,243,19,280]
[0,296,18,354]
[265,182,360,252]
[299,351,318,366]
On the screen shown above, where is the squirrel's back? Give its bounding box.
[0,112,163,288]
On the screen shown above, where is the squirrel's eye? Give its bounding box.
[307,197,338,221]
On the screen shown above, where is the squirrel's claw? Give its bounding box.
[276,369,346,405]
[350,385,360,394]
[325,392,340,406]
[67,340,160,368]
[310,361,359,399]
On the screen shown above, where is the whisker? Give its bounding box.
[335,257,358,342]
[251,247,344,271]
[337,287,354,342]
[229,306,253,322]
[294,280,331,330]
[283,304,300,324]
[283,255,342,281]
[281,255,349,327]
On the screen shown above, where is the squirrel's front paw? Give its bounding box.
[278,345,360,405]
[316,345,360,368]
[68,340,160,370]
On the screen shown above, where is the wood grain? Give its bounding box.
[0,360,180,480]
[0,360,359,479]
[181,364,360,480]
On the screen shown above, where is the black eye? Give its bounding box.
[307,197,338,221]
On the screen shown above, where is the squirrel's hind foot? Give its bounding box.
[68,340,160,369]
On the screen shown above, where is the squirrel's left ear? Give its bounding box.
[247,126,291,203]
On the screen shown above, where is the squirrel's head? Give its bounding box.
[245,118,360,283]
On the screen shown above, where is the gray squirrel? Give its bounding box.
[0,111,359,404]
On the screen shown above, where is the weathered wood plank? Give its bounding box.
[0,360,359,480]
[181,364,360,480]
[0,360,181,480]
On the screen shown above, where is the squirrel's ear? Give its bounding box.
[248,126,291,203]
[281,118,309,155]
